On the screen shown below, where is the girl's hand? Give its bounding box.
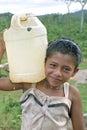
[0,29,7,61]
[0,29,7,51]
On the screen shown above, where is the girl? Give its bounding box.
[0,36,84,130]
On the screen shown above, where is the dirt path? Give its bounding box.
[72,69,87,83]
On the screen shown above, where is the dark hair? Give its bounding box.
[45,38,82,67]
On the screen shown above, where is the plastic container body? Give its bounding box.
[4,13,48,83]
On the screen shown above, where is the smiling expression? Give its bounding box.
[45,52,78,88]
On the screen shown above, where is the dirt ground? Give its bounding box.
[72,69,87,84]
[84,117,87,130]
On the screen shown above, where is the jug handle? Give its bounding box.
[11,14,32,29]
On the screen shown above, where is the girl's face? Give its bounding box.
[45,52,79,87]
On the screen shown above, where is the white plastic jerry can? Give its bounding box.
[4,13,48,83]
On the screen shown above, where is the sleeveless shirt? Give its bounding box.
[20,82,72,130]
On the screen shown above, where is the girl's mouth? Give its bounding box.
[50,76,62,83]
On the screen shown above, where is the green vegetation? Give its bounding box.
[79,59,87,69]
[0,91,22,129]
[0,11,87,129]
[77,83,87,113]
[0,11,87,59]
[0,13,12,35]
[38,11,87,59]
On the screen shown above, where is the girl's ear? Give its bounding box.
[72,68,79,77]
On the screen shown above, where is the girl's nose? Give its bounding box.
[54,68,62,77]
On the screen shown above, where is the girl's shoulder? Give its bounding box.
[23,83,33,92]
[69,84,81,102]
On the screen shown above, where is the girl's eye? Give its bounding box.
[49,64,56,68]
[63,67,71,72]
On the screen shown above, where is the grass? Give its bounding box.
[0,90,22,129]
[77,83,87,113]
[79,59,87,70]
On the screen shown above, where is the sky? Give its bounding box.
[0,0,87,16]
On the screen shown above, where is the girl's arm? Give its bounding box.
[0,31,6,61]
[0,30,9,72]
[0,77,24,91]
[70,86,84,130]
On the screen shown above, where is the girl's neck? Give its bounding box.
[43,79,63,90]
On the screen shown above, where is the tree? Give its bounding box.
[55,0,74,36]
[75,0,87,32]
[64,0,72,13]
[55,0,87,32]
